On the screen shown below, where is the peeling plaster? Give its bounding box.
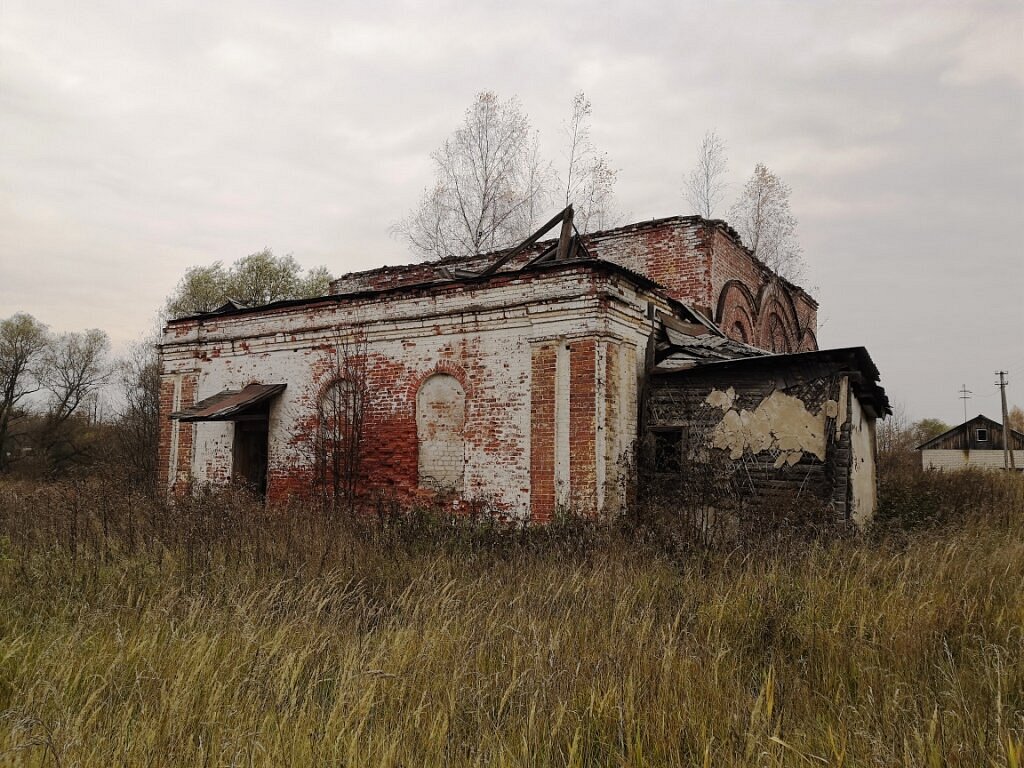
[706,388,840,465]
[705,387,736,410]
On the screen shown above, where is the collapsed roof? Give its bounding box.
[650,316,891,418]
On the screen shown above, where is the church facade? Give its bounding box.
[159,213,886,525]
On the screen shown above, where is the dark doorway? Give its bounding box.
[233,417,269,497]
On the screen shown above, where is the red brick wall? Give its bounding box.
[708,229,818,352]
[604,341,619,507]
[588,218,817,352]
[177,375,196,494]
[569,340,597,514]
[156,377,174,492]
[157,372,197,496]
[162,241,822,520]
[530,344,556,523]
[265,336,531,511]
[268,353,422,504]
[588,219,714,314]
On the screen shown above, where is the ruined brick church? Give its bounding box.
[159,210,888,526]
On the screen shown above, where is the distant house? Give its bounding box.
[917,415,1024,471]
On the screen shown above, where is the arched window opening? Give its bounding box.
[316,378,364,510]
[416,373,466,491]
[731,322,749,344]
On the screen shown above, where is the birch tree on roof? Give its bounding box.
[393,92,554,261]
[684,130,729,219]
[729,163,805,282]
[560,91,619,233]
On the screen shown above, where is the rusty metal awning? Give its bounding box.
[170,383,286,422]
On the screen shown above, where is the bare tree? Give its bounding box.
[37,329,110,471]
[729,163,805,282]
[561,91,619,233]
[0,313,49,471]
[393,91,554,260]
[42,329,110,423]
[113,337,161,490]
[684,130,729,218]
[313,333,369,515]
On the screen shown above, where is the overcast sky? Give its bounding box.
[1,0,1021,423]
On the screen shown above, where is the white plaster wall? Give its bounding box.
[848,392,877,528]
[193,421,234,482]
[599,340,638,512]
[921,449,1024,472]
[169,313,539,514]
[162,268,667,520]
[166,374,183,491]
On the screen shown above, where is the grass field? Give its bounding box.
[0,472,1022,766]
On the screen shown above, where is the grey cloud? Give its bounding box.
[1,0,1021,421]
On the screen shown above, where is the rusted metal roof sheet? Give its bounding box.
[655,315,767,372]
[170,383,286,421]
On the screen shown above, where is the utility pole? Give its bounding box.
[995,371,1012,470]
[958,384,972,424]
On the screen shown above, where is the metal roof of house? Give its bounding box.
[170,383,286,421]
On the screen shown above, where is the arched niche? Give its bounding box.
[416,373,466,491]
[755,281,802,353]
[715,280,758,345]
[760,311,794,353]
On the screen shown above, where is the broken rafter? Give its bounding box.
[522,240,560,268]
[476,205,575,278]
[438,205,590,281]
[556,207,574,261]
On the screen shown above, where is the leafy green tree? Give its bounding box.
[166,263,229,318]
[1007,405,1023,434]
[0,313,50,471]
[912,418,951,445]
[165,249,331,319]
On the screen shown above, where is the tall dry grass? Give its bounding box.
[0,471,1021,766]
